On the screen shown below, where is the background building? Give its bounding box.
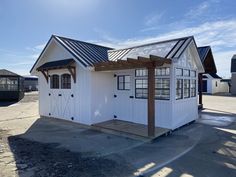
[231,54,236,95]
[23,76,38,92]
[0,69,24,101]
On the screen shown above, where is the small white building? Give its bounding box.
[30,35,204,136]
[197,46,229,95]
[202,73,229,94]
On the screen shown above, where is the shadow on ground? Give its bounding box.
[0,101,18,107]
[5,117,135,177]
[7,134,133,177]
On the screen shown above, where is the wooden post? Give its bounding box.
[198,73,203,108]
[147,66,155,137]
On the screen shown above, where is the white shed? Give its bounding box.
[30,35,204,137]
[202,73,229,94]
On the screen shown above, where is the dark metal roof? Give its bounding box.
[108,36,194,61]
[209,73,222,79]
[0,69,20,77]
[37,59,75,71]
[54,35,113,67]
[197,46,210,62]
[231,55,236,72]
[197,46,217,73]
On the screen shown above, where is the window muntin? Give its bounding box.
[190,70,196,77]
[176,79,183,100]
[183,69,190,77]
[135,79,148,98]
[61,74,71,89]
[191,80,196,97]
[184,79,190,98]
[176,68,183,76]
[117,75,130,90]
[135,78,170,100]
[155,78,170,100]
[155,67,170,76]
[135,69,148,77]
[136,67,170,77]
[50,75,59,89]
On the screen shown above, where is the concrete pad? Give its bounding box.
[20,117,144,157]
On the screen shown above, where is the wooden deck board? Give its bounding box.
[94,119,170,139]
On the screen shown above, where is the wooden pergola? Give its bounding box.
[94,55,171,137]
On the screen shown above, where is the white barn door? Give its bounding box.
[49,73,75,121]
[114,74,133,122]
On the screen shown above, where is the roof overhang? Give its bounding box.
[94,55,171,71]
[36,59,76,83]
[36,59,75,71]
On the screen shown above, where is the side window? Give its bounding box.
[50,75,59,89]
[184,79,190,98]
[61,74,71,89]
[117,75,130,90]
[176,79,183,100]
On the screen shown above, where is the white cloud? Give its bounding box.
[94,19,236,78]
[145,12,165,26]
[185,1,210,18]
[26,43,46,52]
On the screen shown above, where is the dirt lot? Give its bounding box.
[0,93,132,177]
[0,92,236,177]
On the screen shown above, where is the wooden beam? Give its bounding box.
[68,66,76,83]
[150,55,172,65]
[41,70,49,83]
[147,65,155,137]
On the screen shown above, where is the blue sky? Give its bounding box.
[0,0,235,78]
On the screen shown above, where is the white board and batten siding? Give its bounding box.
[172,41,199,129]
[36,36,201,131]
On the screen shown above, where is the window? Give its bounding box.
[50,75,59,89]
[155,78,170,100]
[183,69,190,77]
[176,68,183,76]
[176,79,183,100]
[215,81,218,87]
[191,80,196,97]
[135,69,147,77]
[0,77,18,91]
[190,70,196,77]
[135,79,147,98]
[184,79,190,98]
[117,75,130,90]
[61,74,71,89]
[135,78,170,100]
[155,67,170,76]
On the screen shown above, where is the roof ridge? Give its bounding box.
[108,36,194,52]
[53,35,113,50]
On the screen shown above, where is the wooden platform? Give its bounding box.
[93,119,170,139]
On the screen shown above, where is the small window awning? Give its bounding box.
[37,59,76,83]
[37,59,75,71]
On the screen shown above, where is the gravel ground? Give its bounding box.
[0,129,132,177]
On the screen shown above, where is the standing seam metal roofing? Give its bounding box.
[108,36,194,61]
[197,46,210,62]
[54,35,113,67]
[31,35,198,73]
[0,69,20,76]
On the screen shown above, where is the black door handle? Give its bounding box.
[129,96,134,98]
[58,94,62,96]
